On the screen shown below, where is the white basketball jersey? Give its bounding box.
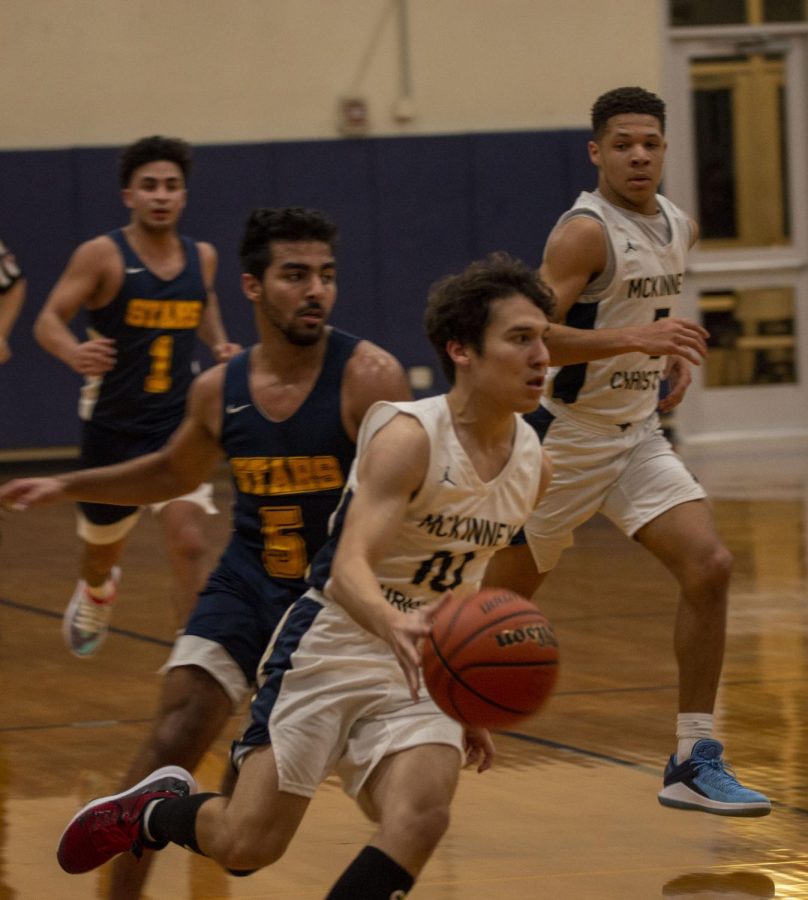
[543,190,692,426]
[319,395,542,612]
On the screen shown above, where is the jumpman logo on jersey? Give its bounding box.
[624,239,639,253]
[440,466,456,486]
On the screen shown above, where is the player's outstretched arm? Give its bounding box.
[0,368,224,511]
[547,317,708,366]
[328,412,431,697]
[0,477,69,510]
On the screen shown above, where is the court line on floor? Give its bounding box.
[498,730,808,818]
[2,595,804,698]
[4,592,808,818]
[0,595,173,647]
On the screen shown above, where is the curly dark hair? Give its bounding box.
[118,136,192,188]
[239,207,339,278]
[591,87,666,139]
[424,252,555,384]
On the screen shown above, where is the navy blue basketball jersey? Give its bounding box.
[219,328,360,593]
[81,229,207,435]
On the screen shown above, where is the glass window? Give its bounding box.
[700,287,797,386]
[694,88,737,239]
[670,0,747,26]
[691,50,790,247]
[764,0,806,22]
[671,0,807,25]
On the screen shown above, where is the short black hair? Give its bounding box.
[118,136,192,188]
[239,207,339,279]
[424,252,555,384]
[591,87,666,140]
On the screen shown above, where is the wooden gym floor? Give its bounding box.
[0,442,806,899]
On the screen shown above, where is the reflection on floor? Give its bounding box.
[0,447,806,899]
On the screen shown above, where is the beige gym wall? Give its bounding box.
[3,0,662,148]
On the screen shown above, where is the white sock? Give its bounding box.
[676,713,714,761]
[141,798,164,843]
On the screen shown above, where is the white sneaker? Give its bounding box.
[62,567,121,658]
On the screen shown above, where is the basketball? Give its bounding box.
[422,587,559,729]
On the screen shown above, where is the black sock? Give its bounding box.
[325,846,415,899]
[144,792,218,856]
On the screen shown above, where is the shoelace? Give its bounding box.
[693,755,742,788]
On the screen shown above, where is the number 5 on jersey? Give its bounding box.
[260,505,307,579]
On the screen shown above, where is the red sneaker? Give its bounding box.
[57,765,197,874]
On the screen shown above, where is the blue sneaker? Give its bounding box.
[658,739,771,816]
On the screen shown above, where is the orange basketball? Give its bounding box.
[422,587,559,729]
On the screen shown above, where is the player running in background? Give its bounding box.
[33,136,240,658]
[484,86,770,817]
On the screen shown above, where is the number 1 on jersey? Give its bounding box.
[145,335,174,393]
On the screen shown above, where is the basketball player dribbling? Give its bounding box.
[52,252,555,899]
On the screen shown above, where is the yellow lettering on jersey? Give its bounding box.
[125,299,203,329]
[230,456,345,495]
[269,457,293,493]
[287,457,316,492]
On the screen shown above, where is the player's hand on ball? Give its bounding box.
[387,591,453,701]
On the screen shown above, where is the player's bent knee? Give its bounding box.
[384,802,451,853]
[221,831,290,872]
[173,528,209,564]
[697,543,733,591]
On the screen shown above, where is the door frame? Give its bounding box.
[663,23,808,446]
